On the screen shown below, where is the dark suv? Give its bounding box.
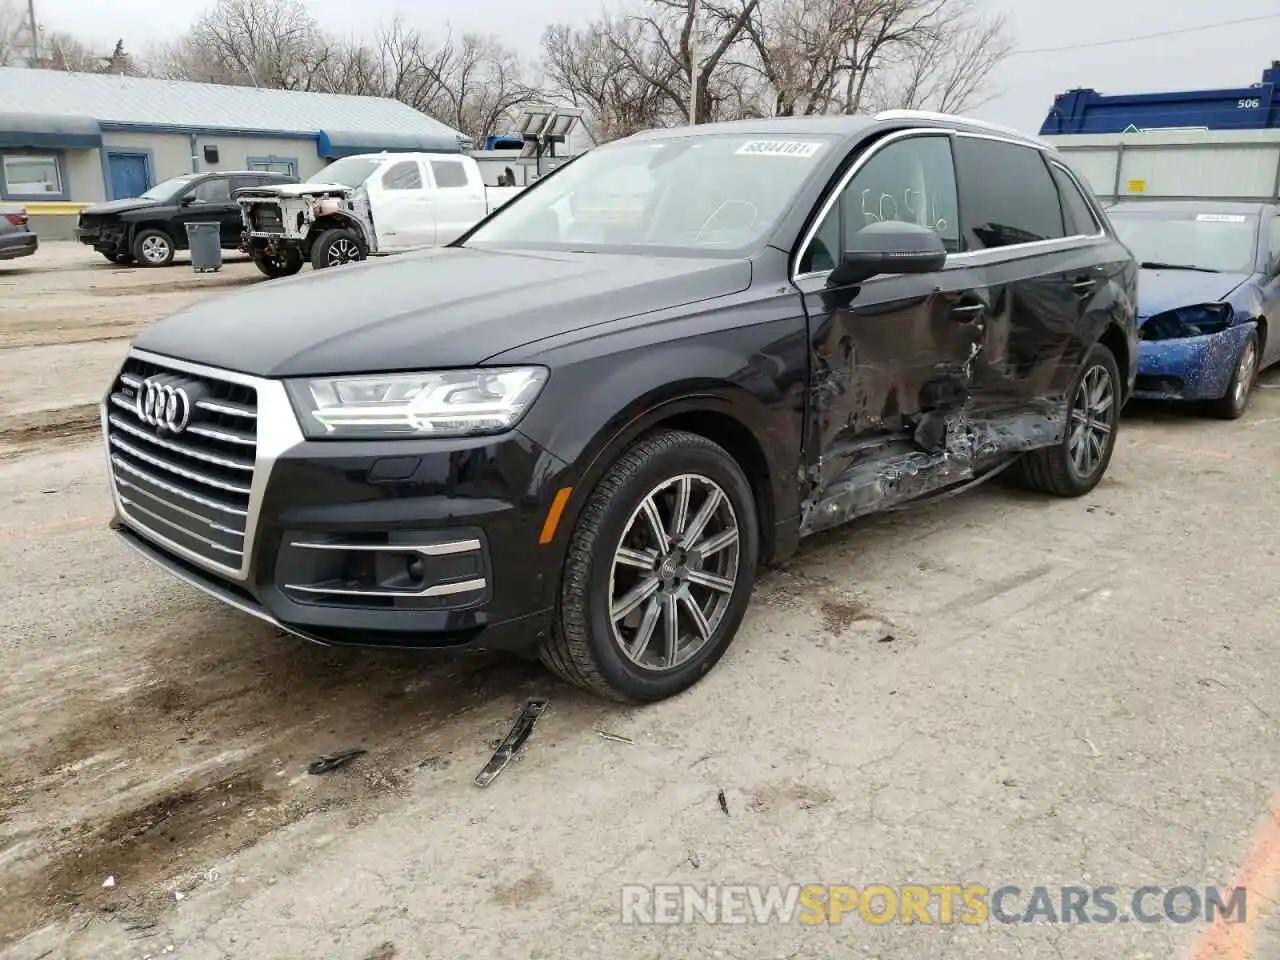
[101,111,1138,703]
[77,170,298,267]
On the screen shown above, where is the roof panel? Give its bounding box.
[0,67,466,142]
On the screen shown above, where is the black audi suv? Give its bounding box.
[101,110,1138,702]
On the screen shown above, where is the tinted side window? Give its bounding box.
[430,161,469,188]
[382,161,422,190]
[955,138,1065,249]
[192,178,231,203]
[798,134,960,274]
[1049,163,1099,236]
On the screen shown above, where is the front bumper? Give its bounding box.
[103,348,568,652]
[1132,321,1256,401]
[77,224,127,252]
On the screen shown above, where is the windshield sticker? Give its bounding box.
[735,140,824,158]
[1196,213,1248,222]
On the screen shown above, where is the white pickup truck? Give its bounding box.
[236,151,524,276]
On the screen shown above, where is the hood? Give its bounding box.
[236,182,355,200]
[80,197,160,216]
[131,246,753,377]
[1136,268,1252,320]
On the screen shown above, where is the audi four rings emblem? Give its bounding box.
[136,378,192,433]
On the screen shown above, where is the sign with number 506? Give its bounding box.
[1238,98,1261,109]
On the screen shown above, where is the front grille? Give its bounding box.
[106,356,258,573]
[250,206,283,232]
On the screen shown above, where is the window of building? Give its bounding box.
[3,154,62,196]
[382,161,423,190]
[248,158,297,177]
[954,137,1065,249]
[430,160,469,188]
[1049,162,1100,236]
[798,134,960,274]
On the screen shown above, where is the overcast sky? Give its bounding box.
[30,0,1280,134]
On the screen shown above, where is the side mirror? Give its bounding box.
[828,220,947,287]
[179,194,195,207]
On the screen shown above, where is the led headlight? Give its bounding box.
[286,367,548,439]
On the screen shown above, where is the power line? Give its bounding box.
[1010,12,1280,56]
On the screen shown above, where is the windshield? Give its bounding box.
[464,133,840,255]
[310,158,380,187]
[1110,209,1259,273]
[140,175,198,201]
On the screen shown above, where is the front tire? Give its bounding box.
[252,247,304,278]
[311,228,366,269]
[131,228,174,267]
[540,429,760,703]
[1007,341,1121,497]
[1207,332,1258,420]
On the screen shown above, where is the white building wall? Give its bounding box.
[101,131,193,181]
[63,147,105,202]
[192,134,326,178]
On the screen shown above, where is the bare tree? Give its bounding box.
[0,0,32,66]
[415,33,538,142]
[37,30,107,71]
[739,0,1011,116]
[541,0,1013,141]
[542,18,674,140]
[150,3,534,141]
[867,0,1013,112]
[150,0,333,88]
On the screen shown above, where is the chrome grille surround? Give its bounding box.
[102,347,304,581]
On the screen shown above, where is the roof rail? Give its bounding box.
[873,109,1048,147]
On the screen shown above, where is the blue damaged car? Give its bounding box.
[1107,200,1280,418]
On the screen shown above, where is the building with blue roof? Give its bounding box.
[0,67,468,204]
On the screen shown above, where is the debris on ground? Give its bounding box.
[597,731,633,744]
[173,890,186,902]
[717,789,730,816]
[307,748,367,775]
[418,756,451,771]
[101,875,115,888]
[688,851,702,869]
[474,699,547,788]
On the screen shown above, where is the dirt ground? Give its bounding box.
[3,243,1280,960]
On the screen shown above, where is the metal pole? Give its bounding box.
[688,0,698,125]
[25,0,39,64]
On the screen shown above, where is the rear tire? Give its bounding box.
[1206,332,1257,420]
[311,228,366,269]
[252,248,304,278]
[131,228,175,267]
[1007,341,1121,497]
[539,429,760,703]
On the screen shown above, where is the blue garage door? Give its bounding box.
[107,152,150,199]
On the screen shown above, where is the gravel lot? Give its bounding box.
[2,243,1279,960]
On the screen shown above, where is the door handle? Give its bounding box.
[949,303,984,321]
[1072,278,1097,292]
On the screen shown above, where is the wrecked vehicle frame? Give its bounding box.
[102,110,1139,704]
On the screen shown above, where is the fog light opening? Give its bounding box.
[406,556,425,583]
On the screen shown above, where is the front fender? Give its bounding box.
[512,332,807,604]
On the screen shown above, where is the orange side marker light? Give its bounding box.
[539,487,573,545]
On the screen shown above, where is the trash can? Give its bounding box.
[185,221,222,273]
